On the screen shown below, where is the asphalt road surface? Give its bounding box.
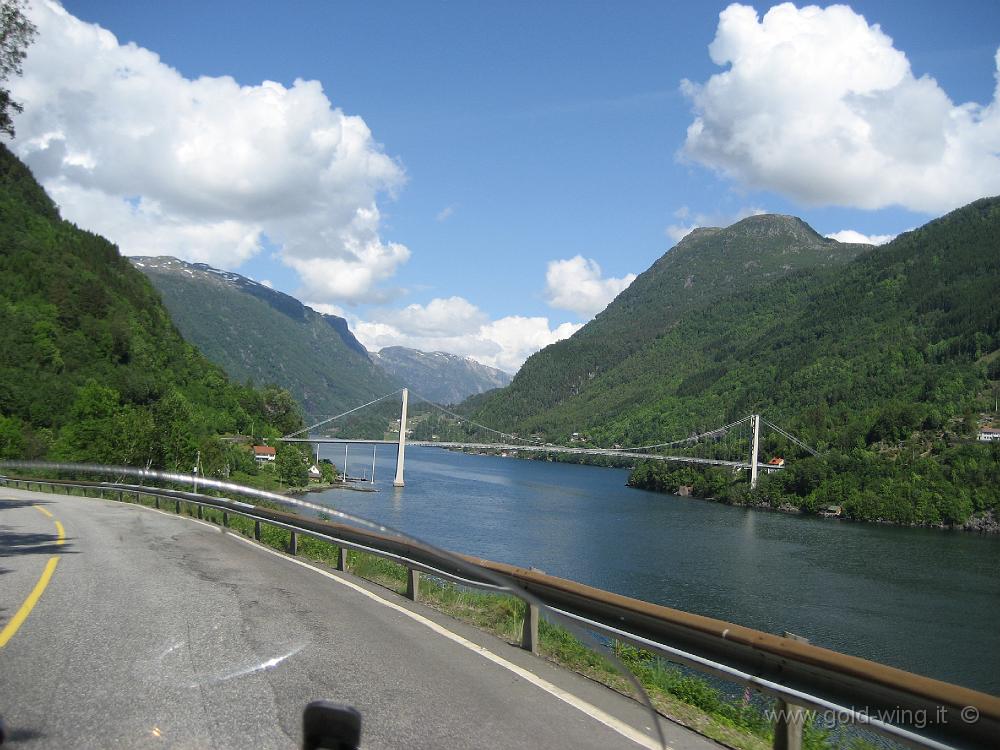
[0,486,719,749]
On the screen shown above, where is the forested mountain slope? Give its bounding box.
[132,257,400,423]
[0,144,302,471]
[471,200,1000,525]
[372,346,511,404]
[475,214,869,427]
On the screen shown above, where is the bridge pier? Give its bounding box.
[393,388,408,487]
[750,413,761,490]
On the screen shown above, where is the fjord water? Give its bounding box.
[314,446,1000,694]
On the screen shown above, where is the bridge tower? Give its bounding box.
[393,388,409,487]
[749,413,760,490]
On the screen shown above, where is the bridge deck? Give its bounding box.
[279,437,780,470]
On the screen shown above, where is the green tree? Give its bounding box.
[319,460,338,483]
[259,385,303,437]
[152,389,197,470]
[109,405,156,467]
[0,0,36,138]
[275,444,308,487]
[0,413,22,458]
[53,381,121,462]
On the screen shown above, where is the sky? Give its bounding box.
[9,0,1000,373]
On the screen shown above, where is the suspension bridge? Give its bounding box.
[277,388,819,488]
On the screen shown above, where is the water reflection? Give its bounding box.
[313,445,1000,694]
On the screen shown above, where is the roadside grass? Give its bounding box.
[23,481,877,750]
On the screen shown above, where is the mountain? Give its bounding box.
[372,346,512,404]
[470,203,1000,525]
[130,257,401,424]
[474,214,870,432]
[0,144,300,470]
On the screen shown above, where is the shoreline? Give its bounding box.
[287,481,378,496]
[645,483,1000,535]
[449,446,1000,536]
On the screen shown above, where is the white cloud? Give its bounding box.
[544,256,636,317]
[682,3,1000,213]
[478,317,583,371]
[666,205,766,244]
[343,297,582,373]
[825,229,894,245]
[380,296,487,337]
[435,204,456,222]
[284,236,410,304]
[11,0,407,303]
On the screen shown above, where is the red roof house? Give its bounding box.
[253,445,276,462]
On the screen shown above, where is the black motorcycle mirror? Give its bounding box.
[302,701,362,750]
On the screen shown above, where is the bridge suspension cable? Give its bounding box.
[407,390,541,446]
[618,416,752,453]
[283,389,404,439]
[284,386,818,471]
[760,418,820,457]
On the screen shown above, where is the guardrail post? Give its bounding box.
[197,504,204,520]
[289,531,298,555]
[336,547,347,571]
[254,520,262,541]
[155,495,161,510]
[521,601,539,654]
[774,632,808,750]
[405,568,419,601]
[175,499,181,514]
[222,511,229,527]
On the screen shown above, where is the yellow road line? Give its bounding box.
[0,556,60,648]
[0,503,66,647]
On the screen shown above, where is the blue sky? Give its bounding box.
[11,1,1000,371]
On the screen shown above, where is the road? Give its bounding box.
[0,486,718,749]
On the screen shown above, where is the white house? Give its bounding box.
[978,427,1000,442]
[253,445,276,462]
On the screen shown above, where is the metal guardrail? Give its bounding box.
[3,474,998,750]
